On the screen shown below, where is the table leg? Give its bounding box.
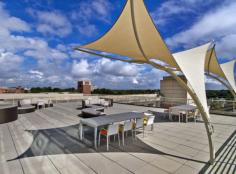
[94,127,97,149]
[79,123,83,140]
[169,112,172,121]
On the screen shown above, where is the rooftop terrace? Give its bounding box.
[0,102,236,174]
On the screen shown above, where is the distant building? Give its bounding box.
[0,86,26,94]
[0,87,9,94]
[160,76,192,108]
[77,80,92,95]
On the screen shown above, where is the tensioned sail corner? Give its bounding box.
[173,43,212,118]
[220,60,236,94]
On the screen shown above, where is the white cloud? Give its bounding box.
[151,0,216,26]
[216,34,236,60]
[71,0,114,36]
[166,1,236,60]
[29,9,72,37]
[0,50,23,78]
[29,70,44,79]
[24,47,68,60]
[76,24,98,37]
[71,58,166,89]
[97,59,138,77]
[0,2,30,32]
[71,59,92,77]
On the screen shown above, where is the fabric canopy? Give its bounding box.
[173,43,211,118]
[205,48,225,78]
[220,60,236,93]
[80,0,178,67]
[173,43,225,78]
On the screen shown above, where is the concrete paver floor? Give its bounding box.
[0,103,235,174]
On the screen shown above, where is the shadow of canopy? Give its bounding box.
[10,123,207,165]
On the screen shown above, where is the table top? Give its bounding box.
[80,111,145,127]
[0,105,17,110]
[169,104,196,111]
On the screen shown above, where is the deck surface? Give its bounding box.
[0,102,235,174]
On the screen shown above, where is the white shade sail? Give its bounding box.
[173,43,211,118]
[80,0,178,67]
[173,43,226,78]
[220,60,236,93]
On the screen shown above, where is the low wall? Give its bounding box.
[0,93,159,104]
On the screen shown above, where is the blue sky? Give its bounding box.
[0,0,235,89]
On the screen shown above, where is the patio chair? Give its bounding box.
[98,123,120,151]
[133,118,145,139]
[187,108,202,122]
[37,101,45,109]
[169,109,184,122]
[119,120,133,146]
[144,114,155,131]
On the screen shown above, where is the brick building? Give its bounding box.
[0,86,26,94]
[0,87,8,94]
[77,80,92,95]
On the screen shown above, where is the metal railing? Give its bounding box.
[208,99,236,116]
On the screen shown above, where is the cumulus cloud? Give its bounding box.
[0,2,31,32]
[29,70,44,79]
[28,9,72,37]
[0,50,23,78]
[71,58,165,89]
[166,1,236,60]
[71,59,92,77]
[71,0,114,37]
[151,0,216,26]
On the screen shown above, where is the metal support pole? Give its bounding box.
[149,62,215,164]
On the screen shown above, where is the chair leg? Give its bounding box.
[114,135,116,142]
[107,136,109,151]
[118,134,120,146]
[143,127,145,138]
[98,133,101,146]
[151,124,154,131]
[122,132,125,146]
[134,129,137,140]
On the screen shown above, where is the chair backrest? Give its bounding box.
[208,106,211,112]
[124,120,133,131]
[20,99,31,105]
[170,109,180,115]
[147,116,155,126]
[135,118,144,128]
[107,123,119,135]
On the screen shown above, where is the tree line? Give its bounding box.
[29,87,234,99]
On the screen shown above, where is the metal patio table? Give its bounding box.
[79,111,145,149]
[169,104,197,121]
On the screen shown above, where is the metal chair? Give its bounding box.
[144,115,155,131]
[98,123,120,151]
[134,118,145,139]
[119,120,133,146]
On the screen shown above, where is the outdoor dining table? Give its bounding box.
[79,111,145,149]
[169,104,197,121]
